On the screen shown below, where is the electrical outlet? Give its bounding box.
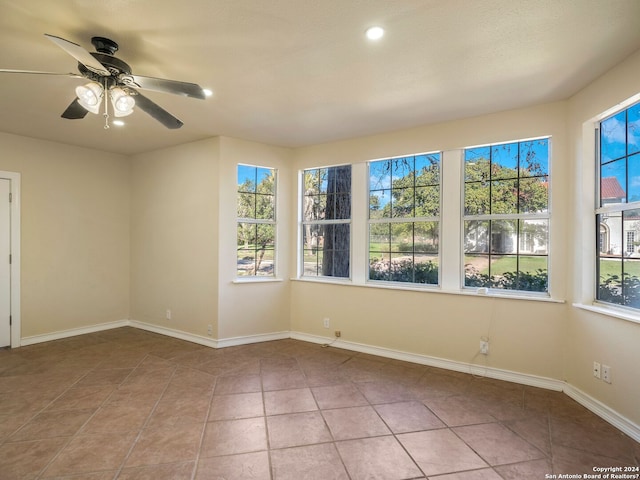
[593,361,601,379]
[602,364,611,383]
[207,324,213,336]
[166,309,172,320]
[334,330,341,338]
[323,318,330,328]
[480,340,489,355]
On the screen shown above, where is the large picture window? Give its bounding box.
[237,165,276,277]
[301,165,351,278]
[463,138,550,292]
[368,153,440,284]
[597,102,640,308]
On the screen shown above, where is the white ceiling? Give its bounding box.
[1,0,639,156]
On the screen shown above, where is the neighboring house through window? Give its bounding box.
[463,138,550,293]
[596,101,640,308]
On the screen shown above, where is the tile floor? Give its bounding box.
[0,327,638,479]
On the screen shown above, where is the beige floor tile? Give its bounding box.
[374,401,445,433]
[397,429,487,476]
[322,405,390,440]
[264,388,317,415]
[10,409,94,441]
[42,432,137,477]
[270,443,349,480]
[0,437,68,479]
[200,417,267,457]
[267,411,332,449]
[118,461,195,479]
[494,458,553,480]
[125,423,203,467]
[336,436,422,480]
[214,374,262,395]
[3,329,637,480]
[209,392,264,420]
[311,383,368,409]
[453,422,545,465]
[195,451,271,479]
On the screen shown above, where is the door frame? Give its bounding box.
[0,171,20,348]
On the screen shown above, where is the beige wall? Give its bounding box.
[217,137,293,339]
[566,49,640,426]
[290,101,570,380]
[0,132,129,338]
[129,136,292,341]
[130,138,220,338]
[1,46,639,430]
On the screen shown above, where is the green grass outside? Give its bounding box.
[598,257,640,278]
[464,255,547,275]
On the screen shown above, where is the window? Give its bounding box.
[463,138,550,293]
[368,153,440,284]
[237,165,276,277]
[301,165,351,278]
[596,102,640,308]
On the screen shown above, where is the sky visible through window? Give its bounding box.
[600,104,640,204]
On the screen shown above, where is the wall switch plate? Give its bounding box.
[602,364,611,383]
[593,361,601,379]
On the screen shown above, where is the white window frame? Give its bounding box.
[574,91,640,324]
[461,136,552,297]
[236,163,277,278]
[366,151,442,287]
[298,164,353,280]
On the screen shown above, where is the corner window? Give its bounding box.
[463,138,550,293]
[368,153,441,284]
[237,165,276,277]
[597,102,640,308]
[301,165,351,278]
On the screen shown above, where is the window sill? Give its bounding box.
[573,302,640,325]
[232,277,284,284]
[291,277,564,303]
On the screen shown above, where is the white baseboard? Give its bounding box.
[216,330,291,348]
[564,383,640,443]
[18,321,639,443]
[20,319,130,346]
[290,331,565,391]
[129,320,290,349]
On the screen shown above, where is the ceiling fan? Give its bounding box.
[0,34,208,129]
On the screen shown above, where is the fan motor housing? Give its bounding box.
[78,52,132,83]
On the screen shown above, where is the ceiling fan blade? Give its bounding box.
[45,34,110,76]
[132,91,184,129]
[0,69,82,77]
[119,74,206,99]
[61,98,89,119]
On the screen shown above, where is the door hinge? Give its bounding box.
[9,254,11,265]
[9,192,11,203]
[9,315,11,326]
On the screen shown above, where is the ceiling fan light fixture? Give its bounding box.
[75,82,103,114]
[110,87,135,117]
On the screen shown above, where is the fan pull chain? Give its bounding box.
[103,77,110,129]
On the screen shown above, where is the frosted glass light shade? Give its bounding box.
[75,82,103,114]
[110,87,135,117]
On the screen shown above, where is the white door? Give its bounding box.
[0,179,10,347]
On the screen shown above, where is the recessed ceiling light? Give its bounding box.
[365,26,384,41]
[203,89,213,97]
[112,120,125,126]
